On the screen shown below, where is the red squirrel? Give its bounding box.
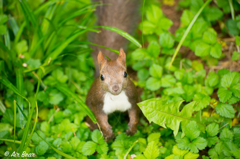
[86,49,139,141]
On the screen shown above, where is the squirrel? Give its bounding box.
[86,49,139,141]
[89,0,140,77]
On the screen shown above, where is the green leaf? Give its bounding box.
[205,7,223,21]
[146,77,161,91]
[190,137,207,153]
[215,103,235,118]
[70,137,80,150]
[217,87,232,103]
[220,128,233,142]
[35,141,49,155]
[27,58,41,69]
[49,89,64,105]
[231,84,240,98]
[139,21,156,35]
[91,130,104,143]
[146,5,163,24]
[138,99,195,136]
[228,96,240,104]
[231,149,240,159]
[55,85,97,123]
[232,51,240,61]
[184,121,200,140]
[195,42,210,57]
[149,64,163,78]
[203,28,217,44]
[16,40,28,55]
[52,69,68,83]
[147,133,161,144]
[206,123,219,137]
[159,32,175,49]
[96,142,108,154]
[161,75,176,87]
[40,121,50,135]
[207,136,219,147]
[159,18,173,31]
[226,19,240,36]
[0,25,6,35]
[62,141,72,153]
[206,72,219,87]
[0,15,8,24]
[181,10,194,26]
[147,41,160,58]
[210,43,222,59]
[221,72,240,88]
[143,141,160,159]
[184,152,199,159]
[172,145,188,156]
[82,141,97,156]
[193,93,211,111]
[235,36,240,46]
[137,69,149,81]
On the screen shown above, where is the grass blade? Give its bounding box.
[0,76,27,101]
[95,26,142,48]
[77,41,118,53]
[228,0,235,20]
[0,139,34,147]
[44,29,88,64]
[0,100,6,113]
[169,0,212,68]
[55,84,97,123]
[16,68,24,127]
[8,17,19,36]
[13,100,17,148]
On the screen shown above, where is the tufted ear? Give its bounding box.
[97,51,106,69]
[117,48,126,66]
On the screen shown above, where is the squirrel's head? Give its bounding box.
[97,49,128,95]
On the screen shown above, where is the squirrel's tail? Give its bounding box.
[90,0,141,77]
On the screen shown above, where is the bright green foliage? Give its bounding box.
[138,99,195,136]
[176,121,207,153]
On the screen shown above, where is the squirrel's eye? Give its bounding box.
[100,74,104,81]
[124,72,127,78]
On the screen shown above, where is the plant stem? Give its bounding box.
[228,0,235,20]
[124,140,138,159]
[169,0,212,69]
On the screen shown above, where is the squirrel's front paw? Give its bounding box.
[103,129,114,142]
[126,129,137,136]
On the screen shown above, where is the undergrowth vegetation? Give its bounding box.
[0,0,240,158]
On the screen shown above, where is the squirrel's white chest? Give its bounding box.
[103,91,132,115]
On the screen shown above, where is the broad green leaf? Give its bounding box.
[226,19,240,36]
[159,32,175,49]
[221,72,240,88]
[172,145,188,156]
[149,64,163,78]
[193,93,211,111]
[35,141,49,155]
[138,99,195,136]
[228,96,240,104]
[137,69,149,81]
[231,84,240,98]
[190,137,207,153]
[231,149,240,159]
[207,136,218,147]
[139,21,156,35]
[206,72,219,87]
[220,128,233,142]
[159,18,173,31]
[203,28,217,44]
[147,133,161,144]
[205,7,223,21]
[96,142,108,154]
[55,85,97,123]
[16,40,28,55]
[206,123,219,137]
[82,141,97,156]
[146,77,161,91]
[232,51,240,61]
[185,121,200,140]
[143,141,159,159]
[195,42,210,57]
[181,10,193,26]
[0,15,8,24]
[146,5,163,23]
[217,87,232,103]
[91,130,104,143]
[161,75,176,87]
[210,43,222,59]
[70,137,80,150]
[147,41,160,58]
[49,89,64,105]
[184,152,199,159]
[215,103,235,118]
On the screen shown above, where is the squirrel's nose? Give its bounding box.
[112,85,119,92]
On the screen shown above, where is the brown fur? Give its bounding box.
[86,50,139,141]
[90,0,141,77]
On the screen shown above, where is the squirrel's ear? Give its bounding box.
[117,48,126,66]
[97,51,106,69]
